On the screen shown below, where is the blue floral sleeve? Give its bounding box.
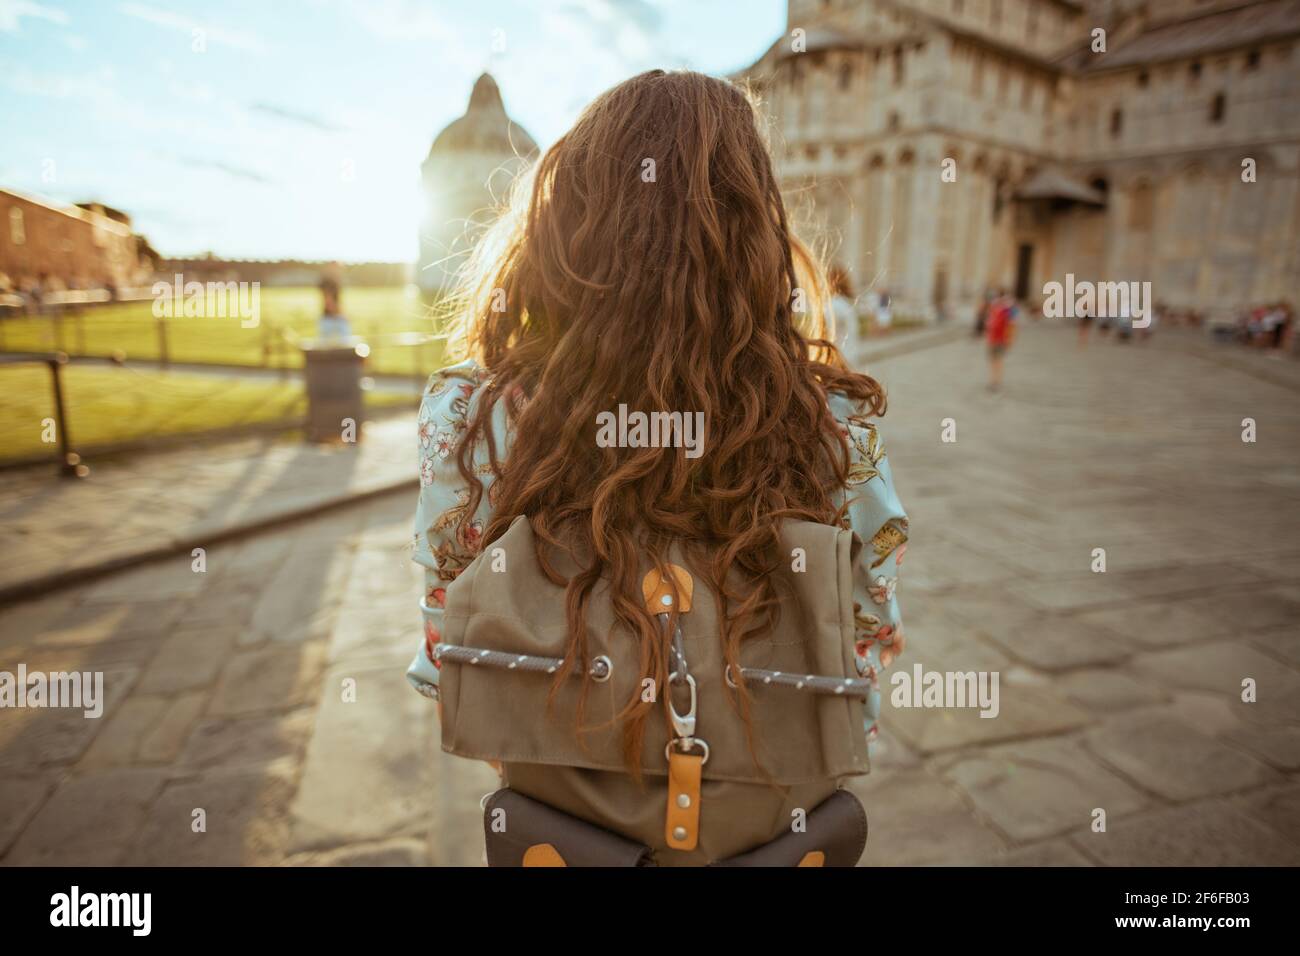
[829,394,908,745]
[405,360,504,701]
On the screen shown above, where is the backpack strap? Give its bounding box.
[645,565,705,852]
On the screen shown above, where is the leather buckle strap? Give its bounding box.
[665,749,703,851]
[644,564,706,853]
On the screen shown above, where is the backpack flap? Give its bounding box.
[437,515,869,785]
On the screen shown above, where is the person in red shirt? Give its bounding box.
[985,290,1017,392]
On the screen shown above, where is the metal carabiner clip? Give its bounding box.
[667,671,697,739]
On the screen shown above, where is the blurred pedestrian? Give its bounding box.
[985,289,1017,392]
[318,276,352,341]
[974,288,992,338]
[875,287,893,333]
[1077,294,1094,347]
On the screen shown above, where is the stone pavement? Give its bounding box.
[0,414,419,603]
[1,320,1297,865]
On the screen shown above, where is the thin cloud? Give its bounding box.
[250,102,345,133]
[0,0,69,32]
[117,2,267,54]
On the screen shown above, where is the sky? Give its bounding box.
[0,0,785,262]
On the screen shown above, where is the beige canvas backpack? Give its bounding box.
[434,514,872,866]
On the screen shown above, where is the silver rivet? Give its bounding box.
[676,793,691,809]
[672,826,688,841]
[661,594,673,606]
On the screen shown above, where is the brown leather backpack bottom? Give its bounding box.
[490,764,865,867]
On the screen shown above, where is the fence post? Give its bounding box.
[156,315,170,368]
[47,353,87,478]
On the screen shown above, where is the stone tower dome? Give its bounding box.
[418,73,538,297]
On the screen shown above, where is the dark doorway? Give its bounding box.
[1014,243,1033,300]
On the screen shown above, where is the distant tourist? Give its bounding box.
[985,289,1018,392]
[874,287,893,333]
[827,265,859,362]
[974,288,993,338]
[1077,292,1095,348]
[317,277,352,341]
[1115,294,1134,342]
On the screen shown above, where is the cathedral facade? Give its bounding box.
[737,0,1300,320]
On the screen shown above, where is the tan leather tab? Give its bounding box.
[642,564,693,614]
[665,750,703,851]
[797,851,826,867]
[521,843,567,867]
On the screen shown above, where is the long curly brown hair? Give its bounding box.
[445,69,886,775]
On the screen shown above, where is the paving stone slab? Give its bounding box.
[136,623,239,695]
[180,708,317,771]
[1249,626,1300,668]
[0,776,53,858]
[1230,783,1300,843]
[846,768,1007,866]
[1085,712,1280,802]
[288,662,432,853]
[284,836,429,867]
[1075,799,1300,866]
[887,680,1089,755]
[209,640,328,717]
[1056,668,1167,713]
[77,696,172,770]
[6,768,168,865]
[983,614,1131,671]
[943,736,1149,843]
[138,691,209,764]
[1131,641,1300,721]
[980,839,1096,866]
[1070,600,1219,649]
[0,662,139,770]
[127,760,298,866]
[34,599,187,649]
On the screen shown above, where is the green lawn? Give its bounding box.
[0,286,448,378]
[0,362,415,464]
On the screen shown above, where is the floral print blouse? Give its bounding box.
[406,360,909,745]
